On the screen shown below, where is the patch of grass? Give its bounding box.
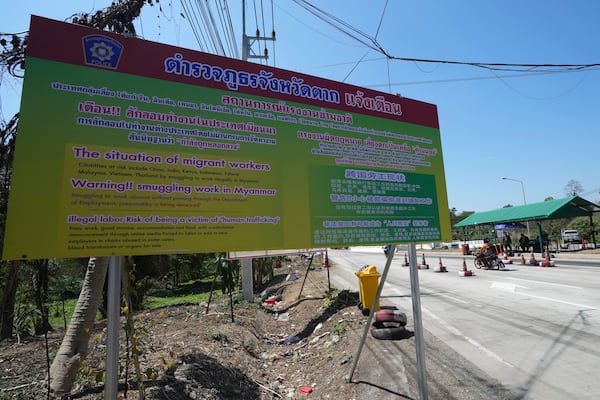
[244,341,256,354]
[147,277,215,298]
[145,292,210,309]
[48,298,104,329]
[48,278,215,328]
[488,378,503,388]
[145,277,215,309]
[210,330,229,342]
[332,322,346,335]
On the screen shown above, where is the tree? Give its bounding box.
[569,216,599,243]
[0,260,19,339]
[0,32,26,78]
[0,113,18,339]
[31,258,52,335]
[451,210,477,240]
[46,0,160,392]
[49,257,109,395]
[564,180,584,196]
[0,1,159,394]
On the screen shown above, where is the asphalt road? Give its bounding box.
[326,248,600,400]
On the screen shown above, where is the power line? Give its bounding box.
[365,66,600,88]
[291,0,600,75]
[270,0,276,65]
[180,0,207,52]
[216,0,239,58]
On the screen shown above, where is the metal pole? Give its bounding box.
[241,257,254,302]
[298,254,314,299]
[502,177,530,237]
[105,256,122,400]
[348,244,395,381]
[242,0,248,60]
[325,250,331,291]
[589,214,597,249]
[409,244,428,400]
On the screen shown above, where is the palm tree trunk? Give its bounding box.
[49,257,109,396]
[33,259,52,335]
[0,260,19,339]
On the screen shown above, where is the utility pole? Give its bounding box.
[242,0,276,61]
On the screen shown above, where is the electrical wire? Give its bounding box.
[386,55,600,73]
[274,3,359,48]
[374,0,388,40]
[197,1,216,53]
[270,0,276,65]
[204,0,227,55]
[179,0,273,61]
[291,0,600,75]
[216,0,239,58]
[260,0,267,59]
[489,68,591,100]
[292,0,381,53]
[366,67,600,88]
[223,1,240,58]
[180,0,207,51]
[252,0,263,60]
[342,51,370,83]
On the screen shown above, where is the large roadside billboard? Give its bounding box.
[3,16,451,260]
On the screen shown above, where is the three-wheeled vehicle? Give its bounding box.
[474,239,505,270]
[473,253,505,270]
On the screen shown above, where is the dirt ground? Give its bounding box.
[0,256,515,400]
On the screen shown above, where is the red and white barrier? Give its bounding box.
[419,253,429,269]
[458,258,473,277]
[434,257,448,272]
[528,251,539,266]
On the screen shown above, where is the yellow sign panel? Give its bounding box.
[3,16,450,259]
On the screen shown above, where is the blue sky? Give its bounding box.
[2,0,599,213]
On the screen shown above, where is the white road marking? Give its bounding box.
[504,277,583,289]
[486,280,597,309]
[422,307,514,368]
[489,281,530,292]
[518,293,598,310]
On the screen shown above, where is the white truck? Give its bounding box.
[561,229,581,244]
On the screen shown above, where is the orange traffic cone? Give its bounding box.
[403,253,410,267]
[459,258,473,276]
[434,257,448,272]
[540,247,553,267]
[529,251,538,266]
[419,253,429,269]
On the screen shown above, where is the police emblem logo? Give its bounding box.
[82,35,123,69]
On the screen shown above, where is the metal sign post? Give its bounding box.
[348,244,395,381]
[105,256,123,400]
[242,258,254,302]
[409,243,429,399]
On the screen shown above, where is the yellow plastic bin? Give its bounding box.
[355,265,381,313]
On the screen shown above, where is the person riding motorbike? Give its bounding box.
[477,237,496,263]
[475,238,504,269]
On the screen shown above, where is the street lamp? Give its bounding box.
[501,177,531,236]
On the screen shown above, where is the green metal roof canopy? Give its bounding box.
[454,196,600,227]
